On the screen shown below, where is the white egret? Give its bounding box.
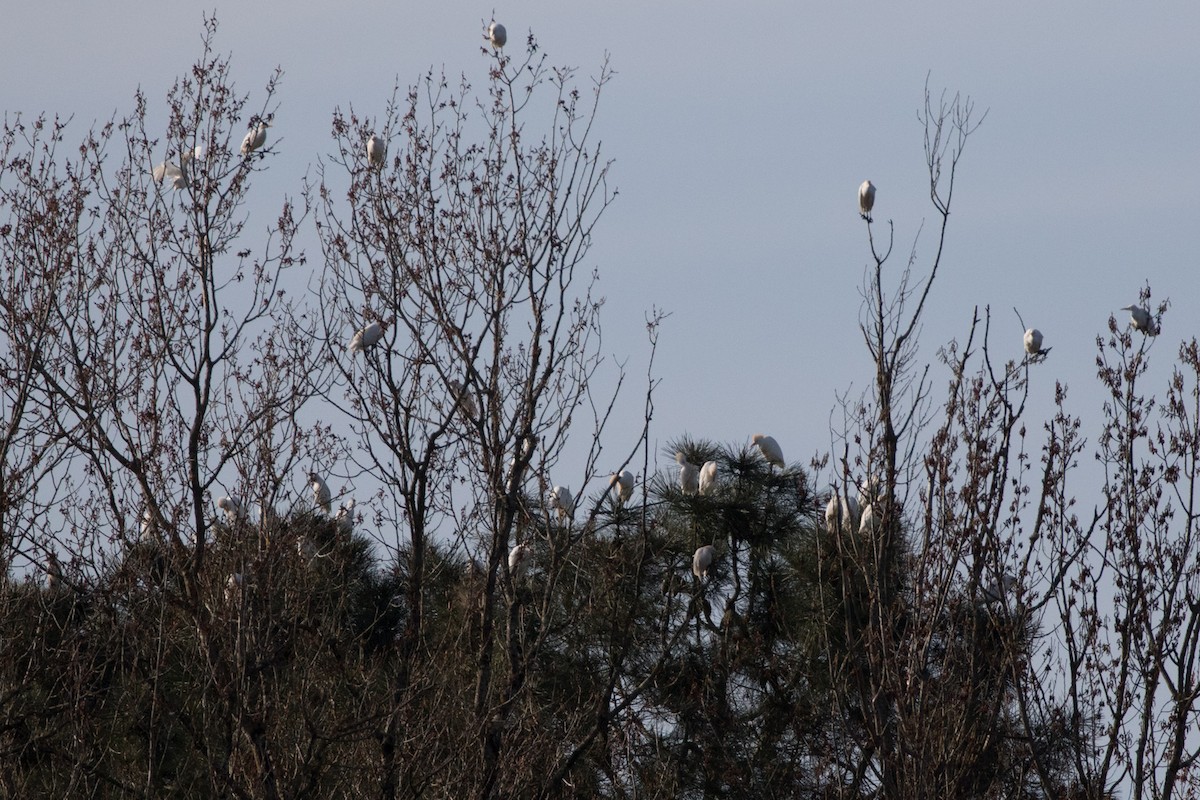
[859,180,876,222]
[699,460,719,496]
[549,485,575,521]
[1024,328,1051,357]
[367,134,386,169]
[518,434,538,460]
[610,470,635,504]
[348,320,384,355]
[981,573,1017,605]
[336,498,355,537]
[449,379,478,419]
[752,434,785,470]
[140,508,154,541]
[225,573,244,605]
[1120,304,1158,336]
[487,21,507,49]
[506,435,539,492]
[856,474,881,510]
[509,543,531,578]
[297,534,318,561]
[692,545,716,579]
[858,503,877,534]
[46,552,62,592]
[825,494,861,533]
[508,435,537,470]
[309,471,332,515]
[240,120,271,155]
[216,495,242,525]
[677,452,700,495]
[152,157,190,190]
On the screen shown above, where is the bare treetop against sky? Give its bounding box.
[2,3,1197,491]
[4,4,1200,796]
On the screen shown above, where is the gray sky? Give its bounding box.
[4,2,1198,503]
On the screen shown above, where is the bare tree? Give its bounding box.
[0,114,81,581]
[307,33,679,797]
[822,81,1200,800]
[0,18,322,797]
[1026,290,1200,800]
[808,86,1092,798]
[9,19,1200,800]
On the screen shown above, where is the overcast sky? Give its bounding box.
[4,2,1198,507]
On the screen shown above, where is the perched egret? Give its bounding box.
[518,434,538,459]
[856,474,881,510]
[752,434,785,470]
[692,545,716,579]
[698,460,719,496]
[859,180,876,222]
[152,148,195,190]
[336,498,355,537]
[611,470,635,504]
[549,485,575,521]
[858,503,877,534]
[240,120,271,155]
[505,434,537,467]
[297,534,318,561]
[1024,328,1051,357]
[140,508,154,541]
[677,452,700,495]
[487,21,507,48]
[367,134,386,169]
[449,379,478,419]
[825,494,861,533]
[348,320,384,355]
[225,573,244,605]
[309,472,332,515]
[46,552,62,592]
[509,543,531,578]
[508,434,537,470]
[506,435,539,492]
[216,495,242,525]
[981,573,1017,605]
[1120,304,1158,336]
